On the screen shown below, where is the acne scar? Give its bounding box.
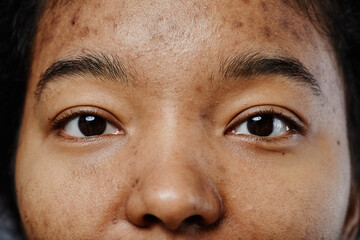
[71,15,78,26]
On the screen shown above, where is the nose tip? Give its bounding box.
[126,177,223,231]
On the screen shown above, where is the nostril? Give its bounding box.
[142,214,161,227]
[183,215,203,226]
[143,214,207,231]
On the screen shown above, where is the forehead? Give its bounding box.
[34,0,320,64]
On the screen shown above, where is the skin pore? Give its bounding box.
[15,0,356,239]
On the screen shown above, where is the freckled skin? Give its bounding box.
[15,0,358,239]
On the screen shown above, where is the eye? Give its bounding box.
[64,114,120,137]
[50,107,124,139]
[230,114,292,137]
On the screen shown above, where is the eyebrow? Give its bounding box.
[34,52,129,101]
[220,52,322,96]
[35,51,322,101]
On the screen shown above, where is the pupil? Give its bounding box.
[78,115,106,136]
[247,114,274,136]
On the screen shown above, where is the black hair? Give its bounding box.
[293,0,360,184]
[0,1,43,238]
[0,0,359,239]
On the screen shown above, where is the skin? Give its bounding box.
[15,0,357,239]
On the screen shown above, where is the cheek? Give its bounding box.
[219,135,350,238]
[15,132,133,238]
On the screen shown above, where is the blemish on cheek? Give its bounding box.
[337,140,341,146]
[242,0,250,4]
[217,164,226,173]
[112,216,118,224]
[282,152,286,156]
[232,20,244,29]
[132,178,140,188]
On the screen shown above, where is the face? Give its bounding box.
[15,0,354,239]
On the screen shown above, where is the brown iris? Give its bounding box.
[78,115,107,136]
[247,115,274,136]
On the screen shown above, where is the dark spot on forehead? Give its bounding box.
[291,30,301,41]
[40,34,54,45]
[80,26,90,37]
[200,112,209,120]
[264,26,271,38]
[242,0,250,4]
[50,15,60,26]
[280,19,289,30]
[261,1,268,11]
[71,15,78,25]
[303,23,314,38]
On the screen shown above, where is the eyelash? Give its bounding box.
[225,107,306,142]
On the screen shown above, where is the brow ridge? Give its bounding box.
[35,52,128,101]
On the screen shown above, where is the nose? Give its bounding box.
[126,163,223,231]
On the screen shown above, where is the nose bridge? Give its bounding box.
[126,106,223,231]
[141,102,205,165]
